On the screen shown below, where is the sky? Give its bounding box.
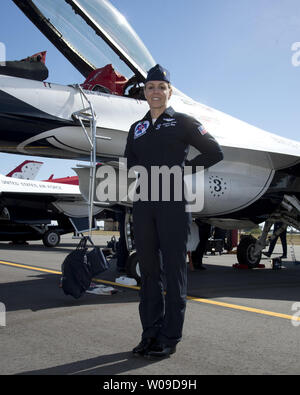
[0,0,299,179]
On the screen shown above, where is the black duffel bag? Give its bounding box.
[61,236,109,299]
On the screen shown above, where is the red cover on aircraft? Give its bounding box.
[21,51,47,64]
[81,64,128,95]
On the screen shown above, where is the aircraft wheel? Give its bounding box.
[125,252,141,283]
[42,230,61,247]
[237,235,262,268]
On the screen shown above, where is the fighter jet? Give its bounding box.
[0,163,103,246]
[0,0,299,268]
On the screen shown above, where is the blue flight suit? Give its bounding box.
[124,106,223,346]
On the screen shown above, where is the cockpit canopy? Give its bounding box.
[13,0,156,80]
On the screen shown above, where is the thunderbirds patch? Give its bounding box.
[134,121,150,139]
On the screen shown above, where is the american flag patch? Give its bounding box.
[198,124,207,136]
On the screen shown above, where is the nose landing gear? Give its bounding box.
[236,194,300,268]
[236,235,262,268]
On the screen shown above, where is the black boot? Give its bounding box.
[144,341,176,358]
[132,338,156,356]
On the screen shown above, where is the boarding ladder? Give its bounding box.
[72,84,111,239]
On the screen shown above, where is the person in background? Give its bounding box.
[115,207,129,272]
[191,220,212,270]
[263,222,287,259]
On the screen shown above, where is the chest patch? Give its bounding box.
[134,121,150,139]
[156,119,177,130]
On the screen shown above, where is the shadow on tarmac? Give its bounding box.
[0,273,139,313]
[18,351,157,375]
[0,242,107,254]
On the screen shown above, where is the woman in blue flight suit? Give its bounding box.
[125,64,223,358]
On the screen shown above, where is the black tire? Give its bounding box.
[42,230,61,247]
[237,235,262,268]
[125,252,141,283]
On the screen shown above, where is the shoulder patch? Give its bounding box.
[198,124,208,136]
[134,121,150,139]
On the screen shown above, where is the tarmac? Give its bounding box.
[1,233,300,376]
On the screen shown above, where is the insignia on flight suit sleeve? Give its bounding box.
[134,121,150,139]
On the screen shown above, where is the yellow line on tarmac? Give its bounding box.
[92,277,140,291]
[0,260,61,275]
[1,260,299,322]
[187,296,300,322]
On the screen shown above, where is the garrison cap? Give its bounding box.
[145,64,170,83]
